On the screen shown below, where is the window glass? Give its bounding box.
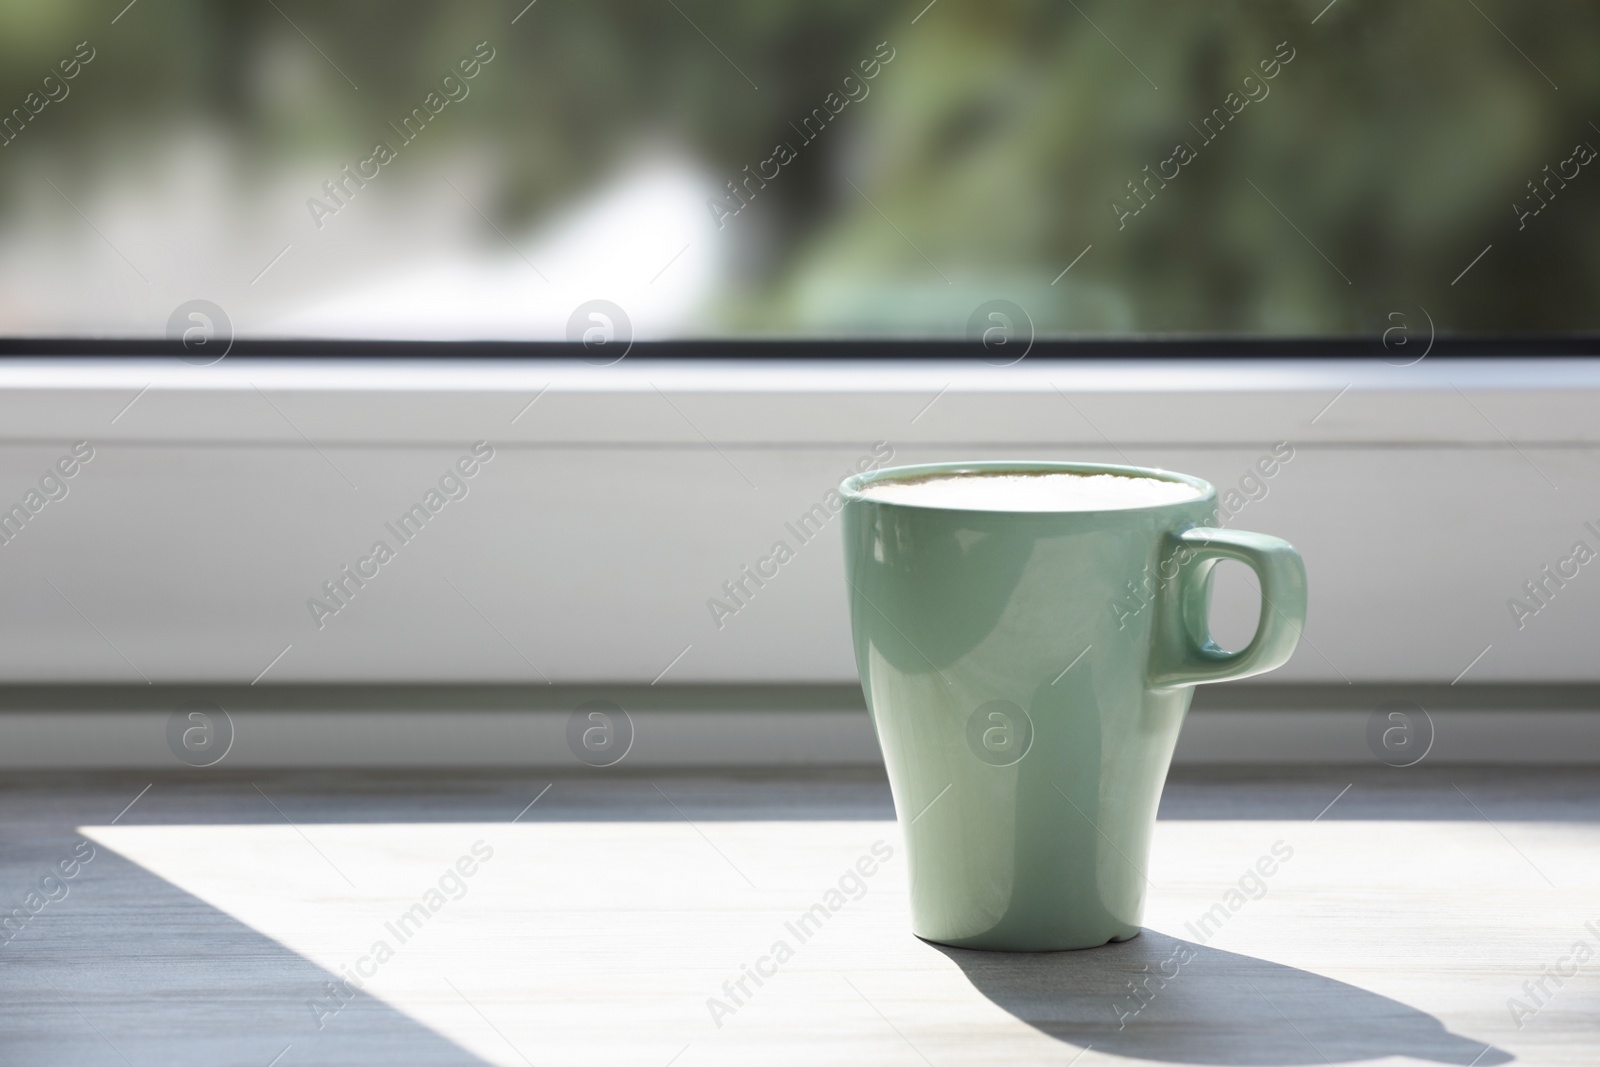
[0,1,1594,343]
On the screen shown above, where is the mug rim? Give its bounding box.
[840,460,1216,514]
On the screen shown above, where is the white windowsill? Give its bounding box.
[0,356,1594,686]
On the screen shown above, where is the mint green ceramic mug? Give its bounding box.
[840,461,1306,951]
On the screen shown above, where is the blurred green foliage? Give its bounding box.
[0,0,1596,338]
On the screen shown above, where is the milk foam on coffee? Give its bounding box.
[857,471,1203,511]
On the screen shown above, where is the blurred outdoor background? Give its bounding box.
[0,0,1596,341]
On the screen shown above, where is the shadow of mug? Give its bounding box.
[935,930,1511,1065]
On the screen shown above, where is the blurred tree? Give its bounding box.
[0,0,1595,339]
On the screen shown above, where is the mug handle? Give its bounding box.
[1148,526,1307,689]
